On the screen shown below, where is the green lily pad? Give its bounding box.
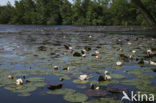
[4,77,46,95]
[77,85,87,89]
[121,79,152,86]
[30,69,52,75]
[110,74,126,79]
[18,92,32,96]
[64,92,88,102]
[73,79,89,84]
[98,80,119,86]
[5,84,37,93]
[90,80,119,86]
[37,63,52,69]
[136,85,156,93]
[127,69,143,75]
[26,77,45,82]
[0,67,13,73]
[137,74,155,79]
[0,74,15,85]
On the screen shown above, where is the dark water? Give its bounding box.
[0,25,156,103]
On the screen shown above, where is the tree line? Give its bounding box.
[0,0,155,26]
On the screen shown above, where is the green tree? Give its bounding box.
[109,0,138,26]
[0,2,15,24]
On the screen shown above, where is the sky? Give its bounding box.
[0,0,73,6]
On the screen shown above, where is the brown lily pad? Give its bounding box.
[84,89,107,97]
[47,83,63,90]
[106,87,127,93]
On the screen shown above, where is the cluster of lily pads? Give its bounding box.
[0,30,156,102]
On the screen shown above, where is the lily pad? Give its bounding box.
[136,85,156,93]
[90,80,119,86]
[18,92,32,96]
[110,74,126,79]
[107,87,127,93]
[137,74,155,79]
[73,79,89,84]
[26,77,45,82]
[127,69,143,75]
[47,88,75,95]
[84,89,107,97]
[5,84,37,93]
[4,77,46,95]
[121,79,152,86]
[30,69,52,75]
[64,92,88,102]
[77,85,87,89]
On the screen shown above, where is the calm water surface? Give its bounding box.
[0,25,156,103]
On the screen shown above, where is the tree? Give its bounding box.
[109,0,138,26]
[0,0,155,26]
[0,2,15,24]
[60,0,72,25]
[131,0,156,26]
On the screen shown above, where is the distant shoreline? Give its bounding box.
[0,24,154,31]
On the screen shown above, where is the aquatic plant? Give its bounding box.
[64,92,88,102]
[73,79,89,84]
[47,88,75,95]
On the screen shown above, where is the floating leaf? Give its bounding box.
[73,79,89,84]
[18,92,32,96]
[77,85,87,89]
[121,79,152,86]
[90,80,119,86]
[110,74,126,79]
[26,77,45,82]
[64,92,88,102]
[127,69,142,75]
[136,85,156,93]
[30,69,52,75]
[84,89,107,97]
[137,74,155,79]
[107,87,127,93]
[5,84,37,93]
[47,88,75,95]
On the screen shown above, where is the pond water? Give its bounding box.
[0,25,156,103]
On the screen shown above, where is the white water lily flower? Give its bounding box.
[104,71,111,80]
[69,46,72,50]
[116,61,122,66]
[16,78,23,85]
[150,61,156,66]
[128,42,131,45]
[54,66,59,70]
[105,74,112,80]
[79,75,88,81]
[104,70,108,75]
[89,35,92,38]
[147,49,153,54]
[132,50,136,54]
[8,75,13,79]
[95,51,99,54]
[82,53,86,57]
[67,67,70,70]
[96,87,100,90]
[118,39,121,42]
[129,55,133,59]
[82,49,87,53]
[119,48,123,51]
[96,55,99,59]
